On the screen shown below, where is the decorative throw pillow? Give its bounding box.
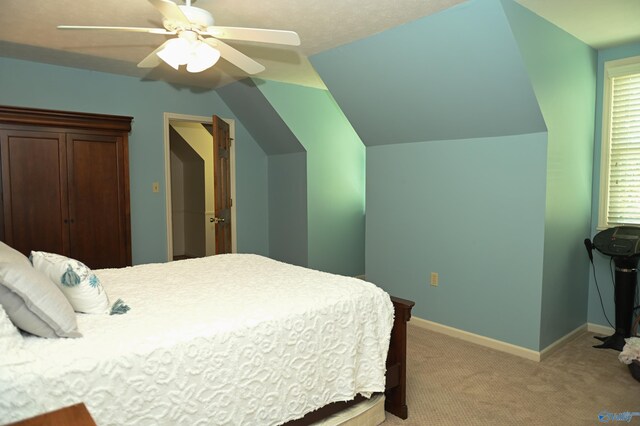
[0,240,31,267]
[0,241,80,338]
[0,267,81,338]
[30,251,110,314]
[0,302,33,365]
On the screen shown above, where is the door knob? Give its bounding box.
[213,217,225,224]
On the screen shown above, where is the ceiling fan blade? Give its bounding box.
[137,40,172,68]
[204,27,300,46]
[58,25,174,34]
[204,39,265,75]
[148,0,191,25]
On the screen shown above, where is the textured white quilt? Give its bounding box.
[0,254,394,425]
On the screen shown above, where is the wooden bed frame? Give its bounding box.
[7,297,414,426]
[286,296,415,425]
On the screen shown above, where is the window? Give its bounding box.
[599,56,640,229]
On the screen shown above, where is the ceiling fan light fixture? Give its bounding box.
[156,37,191,69]
[186,42,221,73]
[60,0,300,75]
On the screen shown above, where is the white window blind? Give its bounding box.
[599,57,640,228]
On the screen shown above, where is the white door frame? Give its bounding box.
[163,112,237,261]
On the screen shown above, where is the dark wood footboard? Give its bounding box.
[385,296,415,420]
[285,295,415,425]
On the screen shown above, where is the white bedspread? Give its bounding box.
[0,254,393,425]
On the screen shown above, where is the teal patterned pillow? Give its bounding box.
[30,252,110,314]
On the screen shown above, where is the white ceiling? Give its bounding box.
[0,0,466,89]
[516,0,640,49]
[1,0,639,90]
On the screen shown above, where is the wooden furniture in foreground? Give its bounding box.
[6,403,96,426]
[286,296,415,425]
[385,296,415,419]
[0,106,132,269]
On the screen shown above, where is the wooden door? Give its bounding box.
[0,129,69,257]
[212,116,232,254]
[66,133,130,268]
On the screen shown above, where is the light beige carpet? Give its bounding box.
[382,324,639,425]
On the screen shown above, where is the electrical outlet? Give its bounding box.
[152,182,160,193]
[430,272,439,287]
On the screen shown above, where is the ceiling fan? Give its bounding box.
[57,0,301,74]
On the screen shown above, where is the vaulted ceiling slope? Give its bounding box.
[310,0,546,147]
[217,79,304,155]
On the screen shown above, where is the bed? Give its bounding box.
[0,250,413,425]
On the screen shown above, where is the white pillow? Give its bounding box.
[0,242,81,339]
[0,303,33,366]
[30,251,110,315]
[0,267,80,338]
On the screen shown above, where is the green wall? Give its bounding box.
[255,81,366,276]
[588,41,640,327]
[501,1,597,349]
[0,57,270,264]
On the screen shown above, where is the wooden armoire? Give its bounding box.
[0,106,133,269]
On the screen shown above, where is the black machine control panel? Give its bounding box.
[593,226,640,257]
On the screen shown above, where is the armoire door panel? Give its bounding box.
[0,130,69,257]
[0,106,132,268]
[67,133,127,268]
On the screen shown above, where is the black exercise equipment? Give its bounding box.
[587,226,640,351]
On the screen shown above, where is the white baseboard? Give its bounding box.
[587,323,615,336]
[409,316,591,362]
[409,316,542,362]
[539,324,586,360]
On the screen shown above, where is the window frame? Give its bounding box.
[598,55,640,229]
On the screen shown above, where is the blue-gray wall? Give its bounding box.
[0,57,269,264]
[312,0,548,350]
[310,0,545,147]
[366,134,547,349]
[0,0,626,351]
[311,0,597,351]
[588,41,640,327]
[268,152,308,267]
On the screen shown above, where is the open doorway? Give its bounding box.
[163,113,237,261]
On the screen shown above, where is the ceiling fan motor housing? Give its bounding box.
[177,6,214,28]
